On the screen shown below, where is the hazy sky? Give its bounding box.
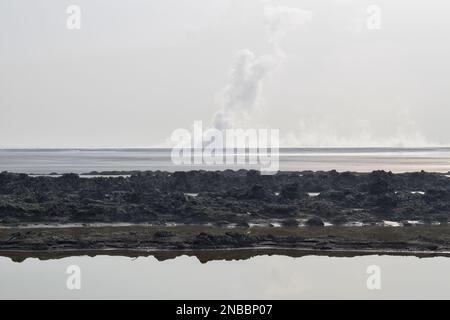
[1,0,449,147]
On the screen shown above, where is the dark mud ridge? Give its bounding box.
[1,225,450,260]
[1,169,450,227]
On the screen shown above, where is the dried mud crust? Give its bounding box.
[0,170,450,227]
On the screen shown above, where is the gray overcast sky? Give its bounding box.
[1,0,449,147]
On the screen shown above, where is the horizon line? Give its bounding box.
[1,146,450,150]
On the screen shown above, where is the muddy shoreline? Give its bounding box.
[3,248,450,264]
[1,169,450,257]
[1,224,450,261]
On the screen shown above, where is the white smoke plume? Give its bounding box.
[212,2,312,131]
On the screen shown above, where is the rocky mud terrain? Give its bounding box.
[1,169,450,255]
[1,169,450,227]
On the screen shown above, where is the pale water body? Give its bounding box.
[0,148,450,174]
[0,254,450,299]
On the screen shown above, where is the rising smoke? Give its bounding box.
[212,2,312,131]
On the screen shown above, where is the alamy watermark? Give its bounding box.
[63,4,381,32]
[366,5,382,30]
[366,265,382,290]
[66,265,82,290]
[66,5,81,30]
[171,121,279,174]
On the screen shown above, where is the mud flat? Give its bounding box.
[1,169,450,257]
[1,224,450,262]
[1,170,450,226]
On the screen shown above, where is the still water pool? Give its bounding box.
[0,253,449,299]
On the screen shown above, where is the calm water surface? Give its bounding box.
[1,148,450,173]
[1,254,450,299]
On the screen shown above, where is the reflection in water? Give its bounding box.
[0,251,449,299]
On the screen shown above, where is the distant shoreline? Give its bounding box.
[2,147,450,174]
